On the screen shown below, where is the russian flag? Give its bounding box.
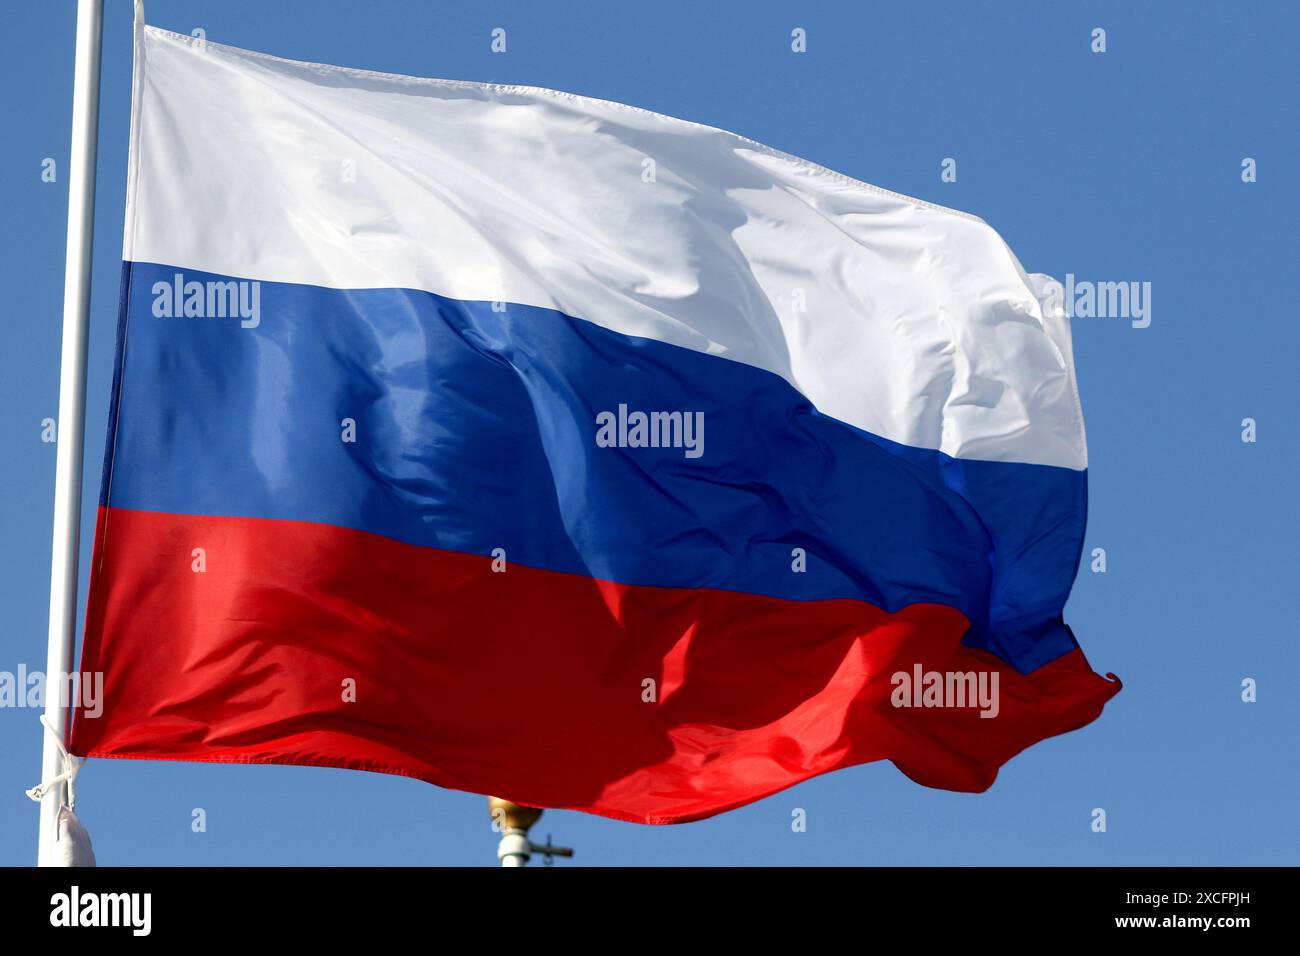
[69,24,1118,823]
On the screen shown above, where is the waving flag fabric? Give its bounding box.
[70,24,1118,823]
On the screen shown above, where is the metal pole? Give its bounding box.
[489,797,542,867]
[38,0,104,867]
[487,797,573,867]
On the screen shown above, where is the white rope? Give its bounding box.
[26,715,84,811]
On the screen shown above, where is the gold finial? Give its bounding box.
[487,796,543,834]
[487,796,573,866]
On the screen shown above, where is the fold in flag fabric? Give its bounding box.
[70,23,1119,823]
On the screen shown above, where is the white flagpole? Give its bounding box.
[487,797,573,867]
[38,0,104,867]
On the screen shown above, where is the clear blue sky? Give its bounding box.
[2,0,1296,866]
